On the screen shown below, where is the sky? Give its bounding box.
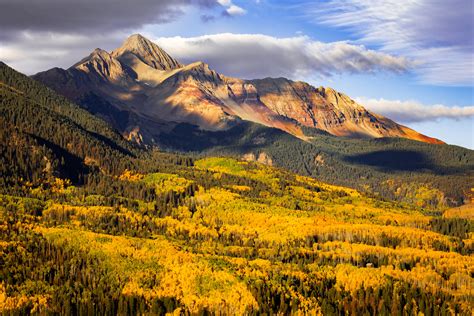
[0,0,473,148]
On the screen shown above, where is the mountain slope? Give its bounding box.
[33,34,441,145]
[0,61,137,187]
[249,79,442,143]
[142,120,473,207]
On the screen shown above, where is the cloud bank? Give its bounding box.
[311,0,474,86]
[0,0,217,34]
[357,97,474,123]
[154,33,410,79]
[0,0,249,73]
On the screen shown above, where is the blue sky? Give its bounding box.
[1,0,472,148]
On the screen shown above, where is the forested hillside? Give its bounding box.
[1,157,473,314]
[0,61,137,187]
[0,62,473,315]
[149,121,474,208]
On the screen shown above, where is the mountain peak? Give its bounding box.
[128,33,147,40]
[121,33,151,49]
[70,47,128,83]
[112,34,182,71]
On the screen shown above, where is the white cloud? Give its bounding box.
[154,33,410,79]
[311,0,474,86]
[217,0,231,5]
[226,5,246,16]
[216,0,246,16]
[356,97,474,123]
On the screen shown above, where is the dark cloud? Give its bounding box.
[0,0,218,34]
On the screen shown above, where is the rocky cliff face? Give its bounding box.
[248,79,442,143]
[33,34,443,145]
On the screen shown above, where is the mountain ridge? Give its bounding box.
[2,60,473,208]
[33,34,443,145]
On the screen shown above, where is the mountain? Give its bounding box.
[27,34,473,207]
[33,34,442,145]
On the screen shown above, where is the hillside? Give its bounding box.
[0,61,138,188]
[1,155,473,314]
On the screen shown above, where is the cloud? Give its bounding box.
[310,0,474,86]
[216,0,246,16]
[0,31,127,74]
[200,0,246,20]
[356,97,474,123]
[224,5,247,16]
[0,0,217,34]
[0,0,221,74]
[154,33,410,79]
[217,0,232,5]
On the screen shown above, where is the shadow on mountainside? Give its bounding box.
[157,121,292,152]
[344,149,472,175]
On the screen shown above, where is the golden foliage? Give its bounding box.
[3,157,473,314]
[118,169,144,182]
